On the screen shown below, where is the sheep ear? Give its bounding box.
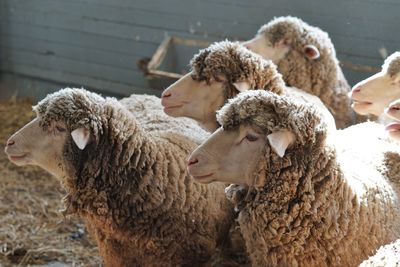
[71,127,90,150]
[304,45,320,60]
[233,81,251,92]
[267,130,296,157]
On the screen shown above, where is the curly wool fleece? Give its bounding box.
[217,90,324,147]
[382,51,400,77]
[34,88,234,267]
[190,40,285,99]
[216,90,400,266]
[258,16,354,128]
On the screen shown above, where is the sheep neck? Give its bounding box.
[198,118,219,132]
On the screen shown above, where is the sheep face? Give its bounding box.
[5,116,70,178]
[187,90,323,186]
[161,41,285,132]
[161,72,233,131]
[187,125,267,185]
[5,88,105,181]
[350,72,400,116]
[243,16,325,68]
[242,35,290,64]
[385,99,400,141]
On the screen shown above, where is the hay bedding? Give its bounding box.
[0,99,101,267]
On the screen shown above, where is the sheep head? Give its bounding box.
[243,16,338,95]
[187,90,326,186]
[161,40,284,132]
[4,88,108,181]
[350,52,400,116]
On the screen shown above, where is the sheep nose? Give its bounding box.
[187,157,199,166]
[352,86,362,93]
[6,139,15,147]
[161,90,172,98]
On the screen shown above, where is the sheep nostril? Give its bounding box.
[390,106,400,111]
[6,140,15,146]
[188,158,199,166]
[161,91,172,98]
[352,86,362,93]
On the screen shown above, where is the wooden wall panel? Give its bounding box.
[0,0,398,98]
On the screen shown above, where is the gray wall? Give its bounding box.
[0,0,398,100]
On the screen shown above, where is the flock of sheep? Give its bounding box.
[3,16,400,267]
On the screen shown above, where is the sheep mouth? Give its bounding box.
[351,100,373,105]
[385,122,400,132]
[7,153,28,163]
[163,104,183,110]
[192,173,214,181]
[162,104,184,114]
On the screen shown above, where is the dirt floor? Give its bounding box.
[0,99,102,267]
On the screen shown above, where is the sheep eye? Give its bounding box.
[55,125,66,132]
[245,134,259,142]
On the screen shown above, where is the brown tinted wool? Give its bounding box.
[218,91,400,266]
[188,40,336,132]
[33,88,234,267]
[258,16,354,128]
[190,41,285,99]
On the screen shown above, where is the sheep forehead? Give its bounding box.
[216,91,283,131]
[33,88,105,128]
[191,41,254,75]
[383,52,400,76]
[191,40,282,94]
[259,16,333,53]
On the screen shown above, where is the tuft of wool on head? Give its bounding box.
[382,52,400,77]
[33,88,118,141]
[190,40,285,98]
[216,90,325,146]
[257,16,339,95]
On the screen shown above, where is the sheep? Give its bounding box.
[359,239,400,267]
[242,16,355,128]
[4,88,235,267]
[350,52,400,119]
[186,90,400,266]
[161,40,336,133]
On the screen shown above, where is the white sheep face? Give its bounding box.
[161,72,226,131]
[242,35,290,64]
[187,125,265,185]
[350,71,400,116]
[187,125,296,185]
[5,117,72,179]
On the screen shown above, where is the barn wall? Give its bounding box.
[0,0,398,99]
